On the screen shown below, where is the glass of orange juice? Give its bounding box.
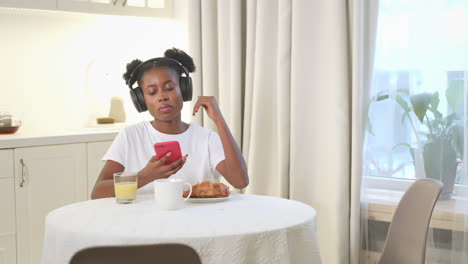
[113,172,138,204]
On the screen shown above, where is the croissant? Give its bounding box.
[183,181,230,198]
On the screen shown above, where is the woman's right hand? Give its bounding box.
[138,152,188,182]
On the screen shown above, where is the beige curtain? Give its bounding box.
[287,1,350,263]
[349,1,379,263]
[188,1,376,263]
[187,0,244,144]
[242,0,292,198]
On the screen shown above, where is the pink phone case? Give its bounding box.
[154,141,183,164]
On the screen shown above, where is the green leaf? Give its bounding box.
[427,92,444,121]
[389,88,410,95]
[398,89,410,95]
[430,91,440,109]
[432,110,443,119]
[401,110,410,124]
[395,95,410,111]
[446,80,464,112]
[392,142,412,150]
[376,88,409,97]
[373,90,390,101]
[376,95,389,101]
[373,89,410,102]
[366,115,375,136]
[429,91,440,112]
[451,123,464,158]
[410,93,433,123]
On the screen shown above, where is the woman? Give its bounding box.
[91,48,248,199]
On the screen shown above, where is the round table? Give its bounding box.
[42,194,322,264]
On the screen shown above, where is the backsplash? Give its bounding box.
[0,7,188,134]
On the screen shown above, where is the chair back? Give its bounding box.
[378,178,443,264]
[70,243,202,264]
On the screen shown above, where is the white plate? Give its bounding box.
[185,196,229,203]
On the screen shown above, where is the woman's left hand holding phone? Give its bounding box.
[137,152,188,185]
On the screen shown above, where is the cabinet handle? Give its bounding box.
[20,158,26,188]
[113,0,118,6]
[122,0,127,6]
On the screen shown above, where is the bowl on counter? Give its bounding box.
[0,115,22,134]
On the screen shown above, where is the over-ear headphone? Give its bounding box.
[126,57,193,113]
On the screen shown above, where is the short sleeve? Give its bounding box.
[102,129,128,166]
[208,131,226,171]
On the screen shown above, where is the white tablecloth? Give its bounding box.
[42,194,321,264]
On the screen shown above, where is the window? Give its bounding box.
[364,0,468,188]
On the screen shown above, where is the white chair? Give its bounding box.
[378,178,443,264]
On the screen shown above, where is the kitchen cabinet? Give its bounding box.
[86,140,113,198]
[0,234,16,264]
[14,144,87,264]
[56,0,172,18]
[0,176,16,264]
[0,149,16,264]
[0,0,171,18]
[0,126,117,264]
[0,149,14,179]
[0,0,56,10]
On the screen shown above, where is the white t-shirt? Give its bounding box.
[102,121,226,194]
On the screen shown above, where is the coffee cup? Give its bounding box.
[154,179,192,210]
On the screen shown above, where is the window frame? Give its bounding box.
[365,175,468,194]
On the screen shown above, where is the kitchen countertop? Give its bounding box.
[0,124,125,149]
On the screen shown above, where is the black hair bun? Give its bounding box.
[123,59,143,83]
[164,48,196,73]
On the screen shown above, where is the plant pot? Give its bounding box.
[423,138,457,200]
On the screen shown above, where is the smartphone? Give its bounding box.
[154,141,183,164]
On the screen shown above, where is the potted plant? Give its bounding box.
[371,80,464,199]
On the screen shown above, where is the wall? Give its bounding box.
[0,3,189,134]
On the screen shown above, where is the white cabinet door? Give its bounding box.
[0,234,16,264]
[0,0,56,10]
[0,150,16,264]
[0,178,16,264]
[57,0,172,17]
[0,149,13,180]
[14,144,87,264]
[87,141,113,198]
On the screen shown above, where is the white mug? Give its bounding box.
[154,179,192,210]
